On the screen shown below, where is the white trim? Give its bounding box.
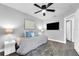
[65,13,75,19]
[48,38,66,44]
[64,13,75,42]
[64,19,66,43]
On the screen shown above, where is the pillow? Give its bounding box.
[26,31,35,37]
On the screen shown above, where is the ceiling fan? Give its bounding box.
[34,3,55,16]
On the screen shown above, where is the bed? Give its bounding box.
[16,35,48,55]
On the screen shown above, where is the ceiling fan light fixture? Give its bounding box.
[42,10,46,13]
[34,3,55,16]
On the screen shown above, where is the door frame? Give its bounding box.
[64,13,75,43]
[66,20,72,41]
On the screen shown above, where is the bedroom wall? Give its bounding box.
[43,18,65,43]
[0,3,66,52]
[74,9,79,54]
[0,4,42,52]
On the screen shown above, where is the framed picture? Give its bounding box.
[24,19,36,30]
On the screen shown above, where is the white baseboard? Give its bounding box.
[48,38,66,44]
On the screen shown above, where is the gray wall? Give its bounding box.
[43,18,64,43]
[74,9,79,54]
[73,9,79,42]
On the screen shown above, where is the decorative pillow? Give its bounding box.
[26,32,35,37]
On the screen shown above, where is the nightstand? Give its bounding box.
[4,40,16,56]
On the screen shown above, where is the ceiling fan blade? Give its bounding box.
[47,3,53,8]
[43,13,46,16]
[46,9,55,12]
[34,4,42,9]
[35,10,42,14]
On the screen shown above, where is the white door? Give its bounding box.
[66,20,72,41]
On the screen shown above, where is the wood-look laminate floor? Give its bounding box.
[0,40,78,56]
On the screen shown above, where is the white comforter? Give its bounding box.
[17,35,48,55]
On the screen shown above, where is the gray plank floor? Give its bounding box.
[0,40,78,56]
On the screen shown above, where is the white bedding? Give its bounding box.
[17,35,48,55]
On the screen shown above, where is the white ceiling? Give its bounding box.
[2,3,79,20]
